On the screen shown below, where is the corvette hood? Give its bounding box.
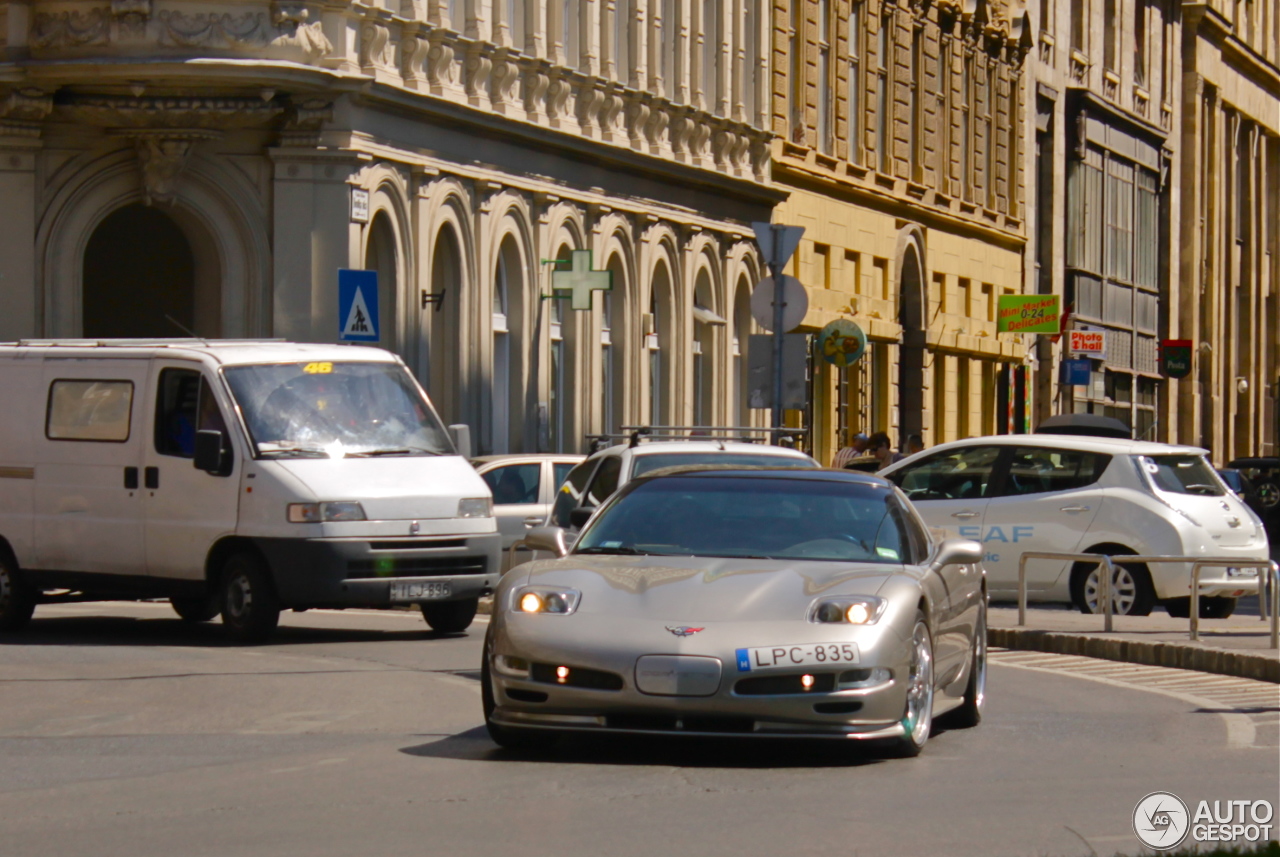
[515,556,904,623]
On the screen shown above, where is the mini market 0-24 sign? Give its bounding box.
[997,294,1061,334]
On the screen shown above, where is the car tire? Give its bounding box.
[171,595,220,623]
[421,597,478,634]
[942,600,986,729]
[1164,596,1237,619]
[482,633,555,752]
[0,554,36,633]
[1071,554,1156,617]
[1199,596,1236,619]
[893,613,934,757]
[219,552,280,643]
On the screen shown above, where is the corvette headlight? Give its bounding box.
[810,596,886,625]
[458,497,492,518]
[513,586,581,615]
[287,501,367,523]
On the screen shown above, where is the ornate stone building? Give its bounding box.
[0,0,780,454]
[1027,0,1181,442]
[771,0,1031,463]
[1176,0,1279,460]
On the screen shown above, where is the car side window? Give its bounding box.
[483,464,540,506]
[893,492,931,565]
[552,462,576,491]
[583,456,622,508]
[888,446,1002,501]
[551,459,598,527]
[997,447,1111,497]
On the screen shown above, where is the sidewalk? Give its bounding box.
[988,595,1280,683]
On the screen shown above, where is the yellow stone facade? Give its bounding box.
[772,0,1031,465]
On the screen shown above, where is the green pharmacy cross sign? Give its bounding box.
[551,249,613,310]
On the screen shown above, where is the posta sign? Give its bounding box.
[997,295,1061,334]
[1069,330,1105,355]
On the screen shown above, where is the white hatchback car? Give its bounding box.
[879,435,1270,618]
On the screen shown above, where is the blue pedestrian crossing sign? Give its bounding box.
[338,269,379,341]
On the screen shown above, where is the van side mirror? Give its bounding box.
[194,430,231,476]
[524,526,568,558]
[448,424,472,459]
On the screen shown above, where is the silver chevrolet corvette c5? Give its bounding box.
[482,467,988,757]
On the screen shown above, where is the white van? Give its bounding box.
[0,340,500,642]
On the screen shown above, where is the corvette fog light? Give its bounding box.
[555,666,570,684]
[846,603,873,624]
[801,674,815,691]
[519,592,543,613]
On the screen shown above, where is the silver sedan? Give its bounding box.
[482,468,987,757]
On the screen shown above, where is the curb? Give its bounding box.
[988,627,1280,684]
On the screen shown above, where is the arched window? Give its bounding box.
[732,278,753,426]
[649,261,675,426]
[365,211,399,355]
[492,240,513,453]
[693,268,719,426]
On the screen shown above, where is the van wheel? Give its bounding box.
[219,553,280,643]
[171,596,219,623]
[0,555,36,633]
[1070,554,1156,616]
[421,597,478,633]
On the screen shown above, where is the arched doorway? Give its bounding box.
[492,234,526,454]
[364,211,399,354]
[649,261,674,426]
[732,277,753,426]
[693,268,719,427]
[83,203,208,338]
[603,251,629,435]
[428,225,464,424]
[898,244,926,447]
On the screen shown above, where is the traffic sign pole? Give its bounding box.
[753,222,805,432]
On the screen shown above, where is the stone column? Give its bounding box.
[0,89,51,340]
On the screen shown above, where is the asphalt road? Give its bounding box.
[0,602,1275,857]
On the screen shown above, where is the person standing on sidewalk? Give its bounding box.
[832,432,869,469]
[868,431,904,470]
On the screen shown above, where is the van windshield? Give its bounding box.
[223,362,453,459]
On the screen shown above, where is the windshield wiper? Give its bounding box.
[344,447,445,458]
[258,446,331,458]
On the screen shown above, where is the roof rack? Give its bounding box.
[585,425,809,451]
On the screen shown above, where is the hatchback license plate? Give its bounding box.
[391,581,451,601]
[736,643,859,672]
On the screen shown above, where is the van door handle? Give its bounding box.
[951,510,980,519]
[144,467,159,490]
[124,467,138,490]
[1060,505,1090,513]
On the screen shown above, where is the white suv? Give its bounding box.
[879,435,1270,618]
[549,438,818,537]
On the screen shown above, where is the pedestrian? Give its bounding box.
[867,431,903,469]
[832,431,869,469]
[906,433,925,456]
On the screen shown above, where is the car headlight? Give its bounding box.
[458,497,492,518]
[810,596,886,625]
[513,586,581,615]
[287,501,367,523]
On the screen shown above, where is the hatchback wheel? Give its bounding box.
[1071,557,1156,616]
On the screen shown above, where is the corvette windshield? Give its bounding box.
[224,361,453,459]
[576,475,908,563]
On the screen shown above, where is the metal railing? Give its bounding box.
[1017,552,1280,649]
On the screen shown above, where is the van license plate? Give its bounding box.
[391,581,451,601]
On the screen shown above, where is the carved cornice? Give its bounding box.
[59,94,286,130]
